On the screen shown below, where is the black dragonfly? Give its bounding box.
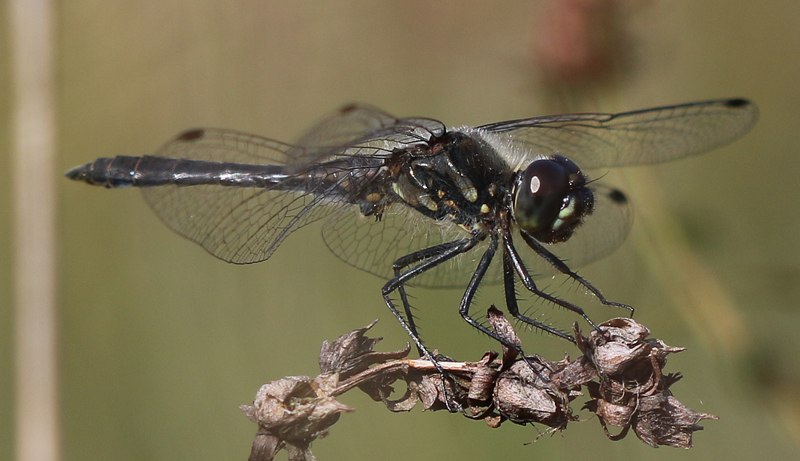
[66,98,757,360]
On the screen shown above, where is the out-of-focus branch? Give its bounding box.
[241,309,716,461]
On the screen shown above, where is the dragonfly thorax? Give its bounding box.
[386,131,513,234]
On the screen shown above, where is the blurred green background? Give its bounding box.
[3,0,800,460]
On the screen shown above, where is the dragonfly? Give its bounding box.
[66,98,757,361]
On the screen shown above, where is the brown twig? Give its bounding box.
[241,309,716,460]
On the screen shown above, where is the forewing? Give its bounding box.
[287,104,445,169]
[321,185,630,287]
[480,99,757,169]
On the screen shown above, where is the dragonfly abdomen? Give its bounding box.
[65,156,288,189]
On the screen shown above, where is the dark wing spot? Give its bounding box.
[607,188,628,205]
[724,98,750,108]
[339,104,359,114]
[176,128,205,141]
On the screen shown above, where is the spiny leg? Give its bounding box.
[389,240,471,354]
[457,233,555,374]
[456,234,529,353]
[382,237,479,411]
[503,229,599,335]
[501,245,575,342]
[519,229,634,316]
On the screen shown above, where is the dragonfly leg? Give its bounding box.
[519,229,634,317]
[503,230,602,338]
[382,237,479,412]
[501,246,575,342]
[389,240,471,353]
[457,233,553,374]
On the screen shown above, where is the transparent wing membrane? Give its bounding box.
[480,99,757,168]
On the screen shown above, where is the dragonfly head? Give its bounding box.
[512,155,593,243]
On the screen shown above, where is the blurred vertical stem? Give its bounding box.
[9,0,60,460]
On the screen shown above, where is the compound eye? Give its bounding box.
[513,160,569,233]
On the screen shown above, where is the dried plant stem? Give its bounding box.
[242,309,717,461]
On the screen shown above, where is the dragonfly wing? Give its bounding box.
[287,104,445,168]
[321,184,631,286]
[480,99,757,169]
[141,129,348,264]
[144,184,347,264]
[321,201,495,288]
[139,107,445,265]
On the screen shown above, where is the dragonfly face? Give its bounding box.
[512,155,593,244]
[66,99,758,357]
